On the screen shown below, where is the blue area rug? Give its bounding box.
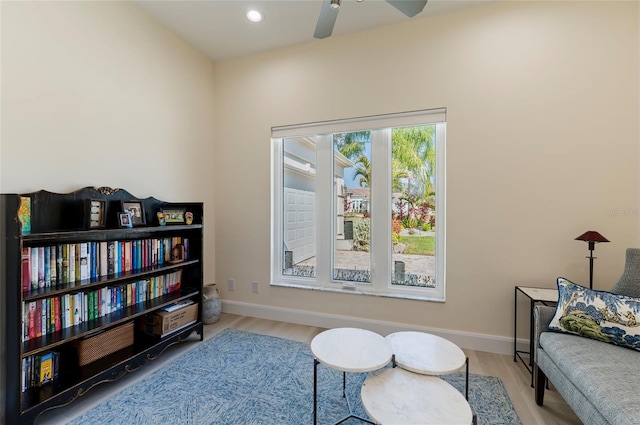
[69,329,521,424]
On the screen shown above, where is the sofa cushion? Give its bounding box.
[611,248,640,297]
[540,331,640,424]
[549,277,640,351]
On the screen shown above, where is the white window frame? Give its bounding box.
[271,109,446,301]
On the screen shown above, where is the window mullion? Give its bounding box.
[370,129,392,291]
[315,134,333,284]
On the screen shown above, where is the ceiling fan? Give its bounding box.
[314,0,428,39]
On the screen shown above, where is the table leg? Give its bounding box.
[513,286,518,362]
[529,298,535,387]
[465,357,469,400]
[314,358,318,425]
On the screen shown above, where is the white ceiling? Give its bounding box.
[133,0,492,61]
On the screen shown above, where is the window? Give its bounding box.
[271,109,446,301]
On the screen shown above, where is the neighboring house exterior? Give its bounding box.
[282,137,353,265]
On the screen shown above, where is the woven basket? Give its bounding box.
[73,322,134,366]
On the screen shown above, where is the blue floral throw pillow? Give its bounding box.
[549,277,640,351]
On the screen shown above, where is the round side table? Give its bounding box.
[311,328,392,425]
[386,331,469,399]
[361,367,473,425]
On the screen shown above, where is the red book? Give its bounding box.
[54,297,61,331]
[28,302,36,340]
[142,240,147,268]
[120,242,126,274]
[21,247,31,292]
[35,300,42,338]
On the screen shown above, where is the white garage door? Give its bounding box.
[284,188,316,264]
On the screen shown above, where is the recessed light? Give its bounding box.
[246,9,263,22]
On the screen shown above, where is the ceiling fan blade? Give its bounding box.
[314,0,339,39]
[385,0,428,18]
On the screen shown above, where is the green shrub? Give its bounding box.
[353,219,370,252]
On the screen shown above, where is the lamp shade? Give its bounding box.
[575,231,609,243]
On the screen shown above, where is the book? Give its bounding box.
[54,297,61,331]
[69,243,75,283]
[49,246,57,286]
[38,352,53,386]
[21,247,31,292]
[89,242,97,279]
[79,243,89,281]
[38,247,45,288]
[28,302,36,340]
[56,245,63,285]
[44,246,51,287]
[30,248,38,290]
[124,241,132,272]
[107,241,115,275]
[61,244,69,284]
[74,243,81,282]
[73,293,81,325]
[99,241,108,276]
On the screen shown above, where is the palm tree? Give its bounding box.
[392,126,435,202]
[352,154,371,187]
[334,131,370,160]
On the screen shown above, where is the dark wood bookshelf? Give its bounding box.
[1,187,204,424]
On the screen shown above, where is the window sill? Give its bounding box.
[270,281,445,302]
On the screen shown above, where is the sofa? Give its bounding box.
[533,248,640,425]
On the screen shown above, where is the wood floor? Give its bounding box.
[36,314,582,424]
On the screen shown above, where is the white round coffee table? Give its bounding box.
[386,331,466,374]
[311,328,392,425]
[386,331,469,399]
[361,367,473,425]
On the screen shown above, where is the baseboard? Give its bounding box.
[222,300,530,356]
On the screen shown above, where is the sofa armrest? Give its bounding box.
[533,305,555,362]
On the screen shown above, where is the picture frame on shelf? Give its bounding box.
[162,208,186,225]
[85,199,107,229]
[118,212,133,228]
[121,200,146,226]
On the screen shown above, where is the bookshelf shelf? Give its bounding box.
[1,187,204,424]
[20,322,200,422]
[22,260,200,302]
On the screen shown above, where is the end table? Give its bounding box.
[514,286,558,387]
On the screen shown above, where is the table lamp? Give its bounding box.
[575,230,609,289]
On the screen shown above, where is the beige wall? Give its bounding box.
[0,2,216,420]
[1,1,216,275]
[213,1,640,338]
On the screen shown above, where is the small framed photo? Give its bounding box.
[121,200,146,227]
[85,199,107,229]
[118,212,133,228]
[162,208,186,225]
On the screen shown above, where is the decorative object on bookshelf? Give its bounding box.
[202,283,222,324]
[96,186,120,195]
[85,199,107,229]
[162,208,186,224]
[185,211,194,225]
[118,212,133,228]
[157,211,166,226]
[169,243,184,264]
[121,200,146,226]
[18,196,31,235]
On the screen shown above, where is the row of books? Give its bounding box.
[22,237,190,291]
[22,351,60,392]
[22,270,182,342]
